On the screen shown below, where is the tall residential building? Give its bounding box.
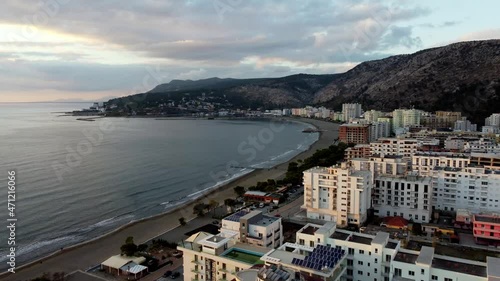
[342,103,362,122]
[432,166,500,213]
[370,138,419,158]
[373,173,433,223]
[369,121,391,142]
[392,109,405,133]
[454,117,477,132]
[220,210,283,249]
[485,113,500,127]
[339,124,370,144]
[303,163,372,226]
[350,155,408,185]
[364,110,384,122]
[403,109,422,127]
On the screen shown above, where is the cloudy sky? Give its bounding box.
[0,0,499,102]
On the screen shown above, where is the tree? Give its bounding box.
[137,243,148,252]
[209,200,219,216]
[179,217,186,226]
[234,186,246,197]
[193,203,207,216]
[121,236,138,256]
[224,198,237,212]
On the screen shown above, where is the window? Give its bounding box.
[359,250,365,254]
[347,259,353,266]
[348,248,355,255]
[431,276,438,280]
[358,261,363,265]
[375,248,378,254]
[409,271,415,276]
[358,270,363,275]
[375,258,378,263]
[374,268,377,273]
[421,269,425,274]
[445,278,452,281]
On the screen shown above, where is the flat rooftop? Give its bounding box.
[432,258,487,277]
[386,242,398,249]
[224,210,250,222]
[301,226,319,235]
[475,215,500,224]
[350,235,372,245]
[394,252,419,264]
[222,248,265,265]
[254,215,280,227]
[330,231,350,240]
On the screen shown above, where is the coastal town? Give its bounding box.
[11,103,500,281]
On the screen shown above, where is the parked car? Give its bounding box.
[163,270,172,277]
[171,271,181,279]
[212,220,220,225]
[173,250,183,258]
[259,202,265,208]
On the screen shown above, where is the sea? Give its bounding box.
[0,102,318,269]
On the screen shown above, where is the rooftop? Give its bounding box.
[329,231,350,240]
[432,258,487,277]
[221,247,265,265]
[301,226,319,235]
[349,235,373,245]
[224,210,250,222]
[386,242,398,249]
[474,214,500,224]
[394,252,419,264]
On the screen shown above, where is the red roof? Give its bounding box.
[383,216,409,228]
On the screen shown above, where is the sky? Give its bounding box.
[0,0,499,102]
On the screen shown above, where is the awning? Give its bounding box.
[120,262,148,274]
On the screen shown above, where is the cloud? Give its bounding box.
[458,28,500,41]
[0,0,488,101]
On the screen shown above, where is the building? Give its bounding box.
[100,255,148,278]
[454,117,477,132]
[485,113,500,128]
[342,103,362,122]
[373,173,432,223]
[294,222,499,281]
[472,213,500,246]
[243,191,281,204]
[370,138,419,158]
[369,121,391,142]
[303,163,372,226]
[469,152,500,169]
[344,144,372,160]
[412,153,470,176]
[339,124,370,144]
[432,166,500,213]
[221,210,283,249]
[350,155,408,185]
[179,232,270,281]
[364,110,384,122]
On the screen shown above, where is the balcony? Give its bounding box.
[191,259,203,265]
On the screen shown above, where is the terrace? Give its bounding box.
[432,258,487,277]
[394,252,418,264]
[301,226,319,235]
[386,242,398,249]
[349,235,372,245]
[221,248,265,265]
[330,231,350,240]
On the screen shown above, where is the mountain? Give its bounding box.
[109,40,500,124]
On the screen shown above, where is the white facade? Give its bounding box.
[485,113,500,127]
[294,223,498,281]
[412,153,470,176]
[342,103,362,123]
[403,109,422,127]
[221,210,283,249]
[364,110,384,122]
[482,125,500,134]
[432,166,500,213]
[370,138,419,158]
[369,121,391,142]
[350,155,408,185]
[454,117,477,132]
[303,163,372,226]
[373,174,433,223]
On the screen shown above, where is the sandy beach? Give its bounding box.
[0,118,339,281]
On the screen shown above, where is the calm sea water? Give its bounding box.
[0,103,317,268]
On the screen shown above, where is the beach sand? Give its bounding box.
[0,118,339,281]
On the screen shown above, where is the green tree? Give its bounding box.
[209,199,219,216]
[234,186,246,197]
[179,217,186,226]
[137,244,148,252]
[224,198,237,212]
[193,203,207,216]
[120,236,138,256]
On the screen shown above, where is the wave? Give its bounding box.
[0,235,82,263]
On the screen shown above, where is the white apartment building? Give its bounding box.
[403,109,422,127]
[485,113,500,128]
[221,210,283,249]
[454,117,477,132]
[179,231,271,281]
[373,173,433,223]
[350,155,408,185]
[342,103,362,122]
[432,166,500,213]
[482,125,500,134]
[364,110,384,122]
[303,163,372,226]
[412,153,470,176]
[369,121,391,142]
[370,138,419,158]
[294,222,500,281]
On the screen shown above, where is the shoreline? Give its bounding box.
[0,117,339,281]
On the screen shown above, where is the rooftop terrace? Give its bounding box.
[386,242,398,249]
[432,258,487,277]
[330,231,350,240]
[474,215,500,224]
[394,252,418,264]
[301,226,319,235]
[349,235,372,245]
